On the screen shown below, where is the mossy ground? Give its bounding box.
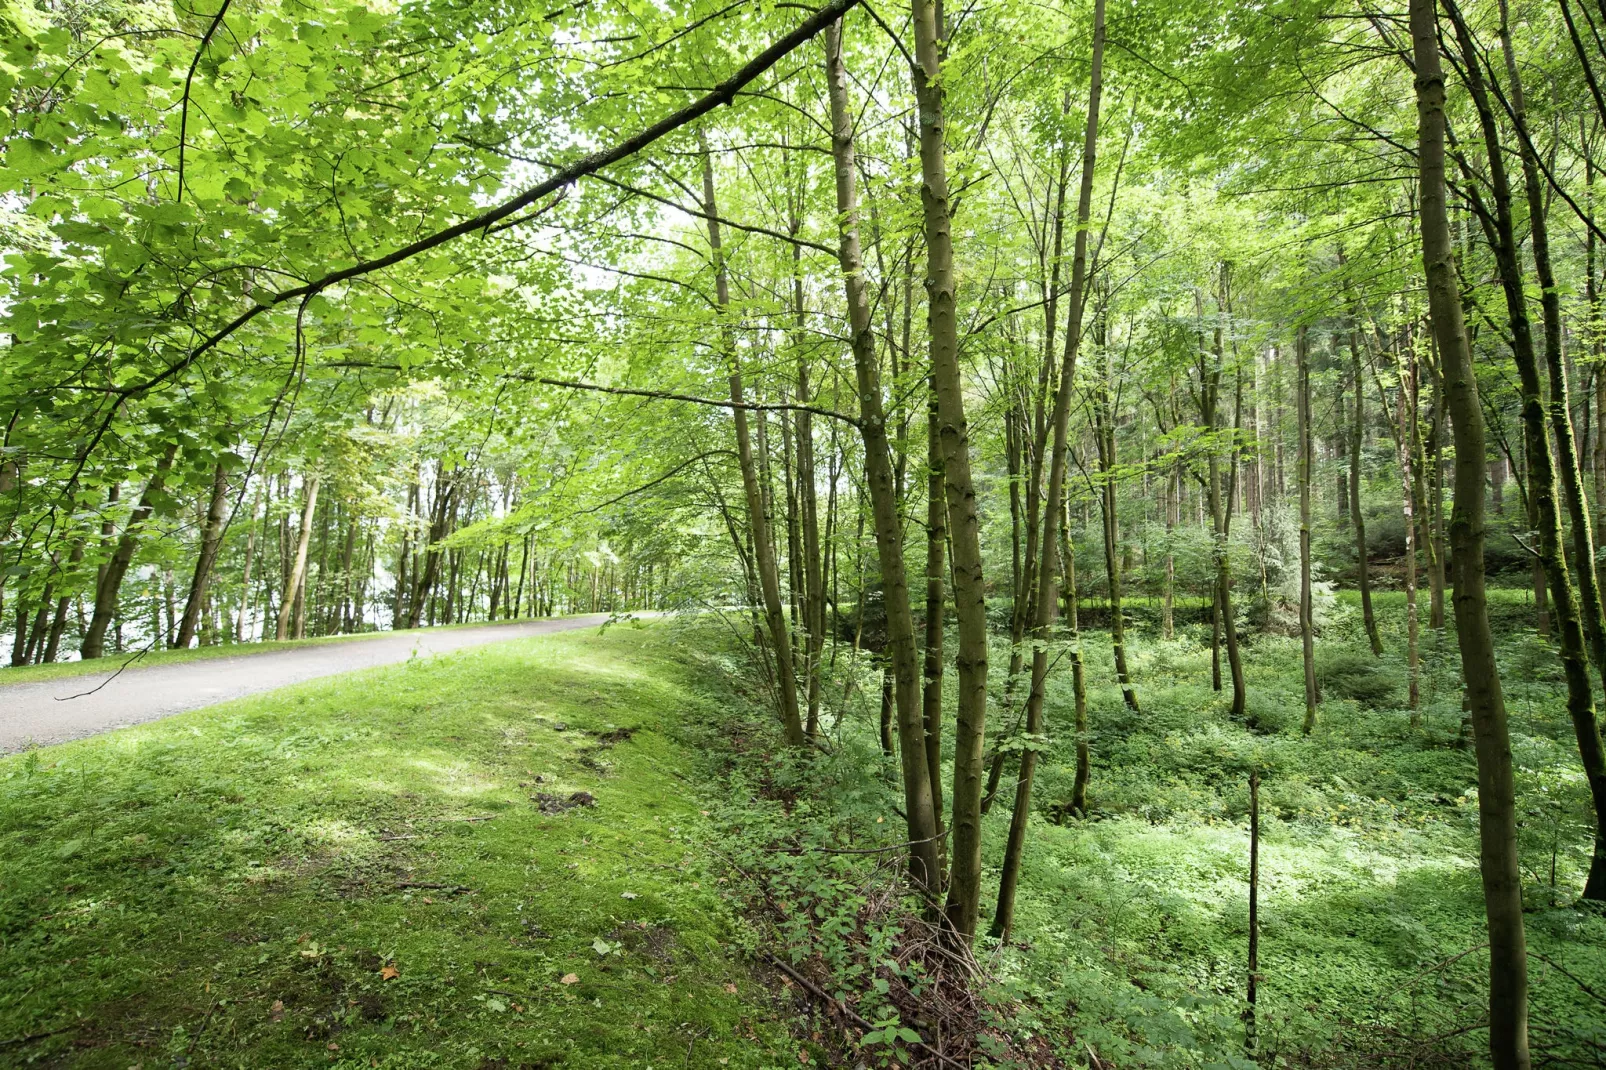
[0,623,796,1069]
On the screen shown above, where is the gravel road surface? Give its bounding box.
[0,614,611,752]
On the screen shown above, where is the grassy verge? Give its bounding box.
[0,622,796,1069]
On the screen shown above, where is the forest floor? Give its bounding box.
[3,603,1605,1069]
[0,614,613,752]
[0,623,804,1069]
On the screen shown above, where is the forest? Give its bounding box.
[3,0,1606,1065]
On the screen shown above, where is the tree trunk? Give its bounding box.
[1298,326,1318,735]
[82,443,178,659]
[1093,322,1139,712]
[1489,1,1606,900]
[991,0,1104,943]
[700,135,806,747]
[912,0,992,944]
[176,461,232,649]
[1410,2,1530,1061]
[1349,313,1383,656]
[1210,270,1247,718]
[42,541,83,662]
[1055,498,1090,817]
[827,21,943,894]
[923,370,948,852]
[236,498,259,642]
[1398,338,1422,719]
[276,476,320,642]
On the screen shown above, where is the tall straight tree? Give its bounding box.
[992,0,1105,943]
[824,17,942,895]
[176,460,231,649]
[1347,305,1383,656]
[1206,268,1246,717]
[699,136,807,748]
[277,475,320,642]
[1494,1,1606,900]
[1444,0,1605,902]
[1297,326,1317,735]
[911,0,991,944]
[1410,0,1529,1062]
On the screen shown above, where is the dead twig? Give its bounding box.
[763,952,969,1070]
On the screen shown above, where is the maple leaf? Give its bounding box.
[380,964,399,980]
[560,973,580,985]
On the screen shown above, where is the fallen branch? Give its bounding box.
[762,952,968,1070]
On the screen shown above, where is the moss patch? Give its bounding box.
[0,624,795,1068]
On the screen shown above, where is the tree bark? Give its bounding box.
[276,475,320,642]
[1298,326,1318,735]
[176,461,231,649]
[911,0,992,944]
[82,443,178,659]
[1348,313,1383,656]
[922,371,947,852]
[1093,318,1139,712]
[1209,270,1247,718]
[700,135,807,747]
[992,0,1104,942]
[1398,338,1423,719]
[826,20,943,895]
[1410,1,1530,1061]
[1491,0,1606,900]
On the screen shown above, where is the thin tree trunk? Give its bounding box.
[177,461,232,649]
[1093,324,1139,712]
[1349,310,1383,656]
[276,476,320,642]
[922,372,947,862]
[1063,500,1089,816]
[1211,269,1247,718]
[912,0,992,943]
[1491,2,1606,900]
[826,21,942,895]
[1298,326,1318,735]
[1398,338,1423,719]
[700,135,806,747]
[82,443,178,659]
[992,0,1105,942]
[236,497,259,642]
[1410,2,1530,1061]
[43,542,83,662]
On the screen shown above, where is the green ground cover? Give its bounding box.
[0,623,796,1069]
[4,602,1604,1069]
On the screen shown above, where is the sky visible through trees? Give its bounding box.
[4,0,1606,1064]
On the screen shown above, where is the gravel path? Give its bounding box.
[0,615,611,752]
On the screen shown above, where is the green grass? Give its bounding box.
[0,623,796,1069]
[987,594,1606,1065]
[0,614,602,686]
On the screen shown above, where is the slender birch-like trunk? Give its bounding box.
[1410,1,1529,1060]
[700,136,806,747]
[277,475,320,642]
[992,0,1105,941]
